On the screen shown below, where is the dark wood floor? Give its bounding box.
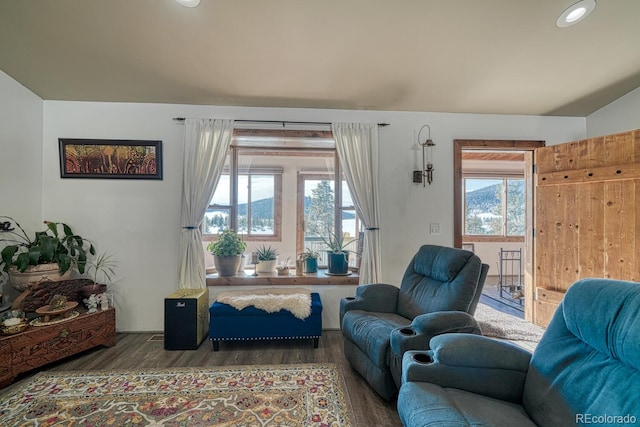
[9,331,402,427]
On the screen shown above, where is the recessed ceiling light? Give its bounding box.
[557,0,596,27]
[176,0,200,7]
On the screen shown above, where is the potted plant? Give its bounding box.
[207,229,246,276]
[299,248,319,274]
[255,244,278,273]
[322,231,356,275]
[0,217,96,291]
[79,252,118,299]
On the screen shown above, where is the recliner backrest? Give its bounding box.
[523,278,640,427]
[396,245,482,320]
[468,263,489,316]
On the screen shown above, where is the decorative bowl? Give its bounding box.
[36,301,78,316]
[1,319,28,335]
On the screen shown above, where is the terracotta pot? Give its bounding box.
[8,264,73,293]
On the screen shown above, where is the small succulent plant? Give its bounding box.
[256,245,278,261]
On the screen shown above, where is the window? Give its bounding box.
[298,174,360,268]
[340,180,360,240]
[205,172,231,233]
[463,178,524,236]
[205,156,282,241]
[205,171,281,238]
[204,129,360,268]
[240,174,277,236]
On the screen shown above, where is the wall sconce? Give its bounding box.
[413,124,436,186]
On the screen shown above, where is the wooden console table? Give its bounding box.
[206,269,359,287]
[0,308,116,388]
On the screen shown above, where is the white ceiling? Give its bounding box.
[1,0,639,117]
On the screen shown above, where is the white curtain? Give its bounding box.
[178,118,234,289]
[332,122,382,284]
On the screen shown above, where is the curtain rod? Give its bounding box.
[172,118,389,127]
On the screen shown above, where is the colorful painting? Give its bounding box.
[59,139,162,179]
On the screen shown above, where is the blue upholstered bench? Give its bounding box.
[209,292,322,351]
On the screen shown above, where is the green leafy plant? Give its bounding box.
[321,230,356,253]
[86,252,118,287]
[206,229,246,257]
[299,248,319,260]
[256,245,278,261]
[0,216,96,275]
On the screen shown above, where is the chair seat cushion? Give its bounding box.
[342,310,410,368]
[398,382,537,427]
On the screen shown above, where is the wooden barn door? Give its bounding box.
[533,129,640,327]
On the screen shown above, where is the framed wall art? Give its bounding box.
[59,139,163,180]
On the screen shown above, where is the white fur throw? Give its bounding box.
[216,288,312,320]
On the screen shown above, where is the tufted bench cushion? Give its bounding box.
[209,292,322,351]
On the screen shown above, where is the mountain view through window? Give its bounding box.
[464,178,525,236]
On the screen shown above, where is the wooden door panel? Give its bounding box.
[534,129,640,327]
[534,185,559,289]
[578,182,605,278]
[558,185,580,286]
[604,181,637,280]
[524,152,534,322]
[535,287,564,328]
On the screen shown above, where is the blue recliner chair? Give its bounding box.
[340,245,489,401]
[398,278,640,426]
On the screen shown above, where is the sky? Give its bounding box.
[465,179,501,193]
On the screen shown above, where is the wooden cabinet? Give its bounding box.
[0,308,115,388]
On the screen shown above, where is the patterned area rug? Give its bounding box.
[0,363,353,426]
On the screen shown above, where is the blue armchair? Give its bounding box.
[340,245,488,401]
[398,278,640,426]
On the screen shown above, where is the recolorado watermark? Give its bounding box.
[576,414,637,424]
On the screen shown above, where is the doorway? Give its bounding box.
[453,139,545,321]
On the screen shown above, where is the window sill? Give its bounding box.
[206,269,359,286]
[463,235,524,243]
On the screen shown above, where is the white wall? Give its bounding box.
[0,71,43,300]
[468,241,524,278]
[42,102,184,332]
[586,87,640,137]
[0,71,43,230]
[40,100,585,331]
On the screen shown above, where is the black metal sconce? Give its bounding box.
[413,124,436,186]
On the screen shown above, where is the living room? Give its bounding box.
[2,76,597,332]
[1,1,640,425]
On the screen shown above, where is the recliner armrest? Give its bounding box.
[339,283,399,321]
[401,333,532,403]
[390,311,481,355]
